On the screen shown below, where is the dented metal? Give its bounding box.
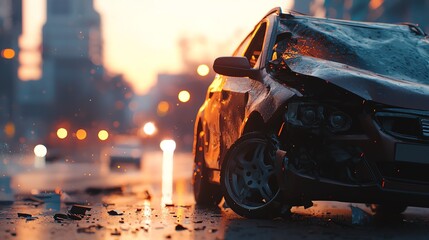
[276,16,429,110]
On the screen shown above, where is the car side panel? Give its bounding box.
[245,73,297,124]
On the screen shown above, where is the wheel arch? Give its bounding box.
[241,111,265,135]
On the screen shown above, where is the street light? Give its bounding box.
[98,130,109,141]
[1,48,15,59]
[178,90,190,103]
[76,129,87,140]
[34,144,47,168]
[160,139,176,206]
[157,101,170,116]
[143,122,157,136]
[57,128,68,139]
[197,64,209,77]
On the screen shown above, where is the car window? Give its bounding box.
[243,22,267,68]
[233,32,253,57]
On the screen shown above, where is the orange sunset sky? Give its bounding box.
[19,0,295,95]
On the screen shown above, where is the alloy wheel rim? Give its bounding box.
[225,138,279,209]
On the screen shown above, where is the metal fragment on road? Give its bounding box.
[108,210,124,216]
[54,213,69,221]
[17,213,32,218]
[175,224,188,231]
[69,204,92,215]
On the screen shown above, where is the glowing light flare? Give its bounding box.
[197,64,210,76]
[1,48,15,59]
[98,130,109,141]
[34,144,47,158]
[160,139,176,205]
[4,122,15,138]
[76,129,87,140]
[142,199,152,226]
[57,128,68,139]
[369,0,384,9]
[143,122,157,136]
[178,90,190,103]
[157,101,170,116]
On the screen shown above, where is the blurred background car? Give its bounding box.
[107,135,144,170]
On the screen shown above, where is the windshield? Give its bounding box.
[276,17,429,85]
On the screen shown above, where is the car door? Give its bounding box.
[203,75,223,168]
[206,21,271,169]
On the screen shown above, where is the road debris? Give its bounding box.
[175,224,188,231]
[67,213,83,220]
[69,205,92,215]
[54,213,69,221]
[350,205,372,225]
[21,195,44,207]
[102,202,115,207]
[143,190,152,200]
[85,186,123,195]
[76,224,104,234]
[17,213,32,218]
[108,210,124,216]
[111,228,121,236]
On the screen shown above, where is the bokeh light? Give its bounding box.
[76,129,87,140]
[34,144,47,158]
[4,122,15,138]
[157,101,170,116]
[143,122,157,136]
[98,130,109,141]
[178,90,190,103]
[1,48,15,59]
[160,139,176,152]
[197,64,210,76]
[57,128,68,139]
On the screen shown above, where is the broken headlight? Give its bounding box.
[285,102,352,132]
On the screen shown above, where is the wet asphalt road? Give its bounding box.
[1,151,429,240]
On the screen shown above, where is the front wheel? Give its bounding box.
[221,132,283,218]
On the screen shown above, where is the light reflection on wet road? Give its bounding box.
[1,151,429,239]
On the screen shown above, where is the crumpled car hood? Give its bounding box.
[277,16,429,111]
[285,56,429,111]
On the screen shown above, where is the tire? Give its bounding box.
[221,132,283,218]
[369,204,407,215]
[192,131,222,206]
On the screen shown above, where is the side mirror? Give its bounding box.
[213,57,259,79]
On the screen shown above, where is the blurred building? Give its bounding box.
[134,72,212,150]
[292,0,312,14]
[316,0,429,32]
[17,0,133,147]
[0,0,22,143]
[42,0,103,120]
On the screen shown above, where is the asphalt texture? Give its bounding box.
[1,151,429,240]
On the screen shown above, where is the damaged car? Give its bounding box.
[192,7,429,218]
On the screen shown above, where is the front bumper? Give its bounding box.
[281,165,429,207]
[281,106,429,207]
